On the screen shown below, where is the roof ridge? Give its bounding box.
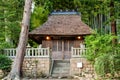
[51,11,81,15]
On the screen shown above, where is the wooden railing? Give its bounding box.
[4,47,50,58]
[71,47,87,58]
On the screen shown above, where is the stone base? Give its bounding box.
[10,57,51,78]
[0,70,4,79]
[70,58,95,79]
[22,57,50,78]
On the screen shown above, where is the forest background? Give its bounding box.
[0,0,120,49]
[0,0,120,79]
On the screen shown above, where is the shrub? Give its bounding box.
[85,34,114,62]
[85,34,120,79]
[94,53,120,78]
[0,54,12,72]
[94,54,111,77]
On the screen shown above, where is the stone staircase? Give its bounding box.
[51,60,70,78]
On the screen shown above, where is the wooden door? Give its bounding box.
[52,40,62,60]
[52,40,74,60]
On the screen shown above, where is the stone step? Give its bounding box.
[52,68,70,73]
[53,66,70,70]
[51,60,70,77]
[52,70,69,74]
[54,61,70,67]
[53,61,70,68]
[54,60,70,63]
[55,62,70,64]
[52,67,70,72]
[55,60,70,63]
[55,63,70,67]
[53,67,70,70]
[52,73,70,78]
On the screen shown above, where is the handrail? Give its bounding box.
[4,47,50,58]
[71,47,87,58]
[49,60,54,76]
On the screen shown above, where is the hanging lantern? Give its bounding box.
[77,36,81,40]
[46,36,51,40]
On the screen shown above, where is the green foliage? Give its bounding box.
[0,41,14,54]
[51,0,75,10]
[94,54,109,77]
[30,6,49,30]
[85,34,115,61]
[74,0,120,34]
[0,54,12,72]
[94,53,120,77]
[30,0,53,31]
[85,34,120,78]
[114,53,120,72]
[28,39,38,48]
[0,0,24,47]
[0,42,13,50]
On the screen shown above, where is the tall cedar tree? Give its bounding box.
[110,0,117,44]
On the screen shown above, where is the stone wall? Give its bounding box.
[70,58,95,79]
[22,57,50,77]
[0,57,51,78]
[0,70,4,79]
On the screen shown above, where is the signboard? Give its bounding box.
[77,62,83,68]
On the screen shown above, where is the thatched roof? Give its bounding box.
[29,12,92,36]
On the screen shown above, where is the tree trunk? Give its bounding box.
[110,0,117,44]
[3,0,32,80]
